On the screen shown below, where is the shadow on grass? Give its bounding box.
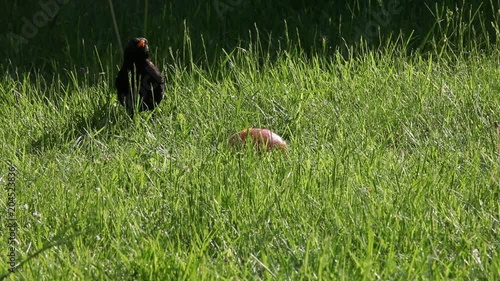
[29,101,130,154]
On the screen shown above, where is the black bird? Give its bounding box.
[116,37,164,117]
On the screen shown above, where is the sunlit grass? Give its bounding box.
[0,32,499,279]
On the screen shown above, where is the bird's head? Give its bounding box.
[124,37,150,61]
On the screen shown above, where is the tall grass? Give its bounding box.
[1,0,499,74]
[1,21,499,278]
[0,0,499,279]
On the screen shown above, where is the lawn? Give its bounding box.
[1,37,499,279]
[1,1,499,279]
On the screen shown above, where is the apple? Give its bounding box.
[228,128,288,152]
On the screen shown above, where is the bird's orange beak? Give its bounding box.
[137,39,146,48]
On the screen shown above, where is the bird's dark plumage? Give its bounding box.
[116,37,164,116]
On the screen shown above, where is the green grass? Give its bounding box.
[1,33,499,279]
[1,1,499,279]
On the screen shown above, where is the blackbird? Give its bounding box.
[116,37,164,117]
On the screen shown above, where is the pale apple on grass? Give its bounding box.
[228,128,288,152]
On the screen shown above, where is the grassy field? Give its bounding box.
[1,1,500,279]
[1,36,499,279]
